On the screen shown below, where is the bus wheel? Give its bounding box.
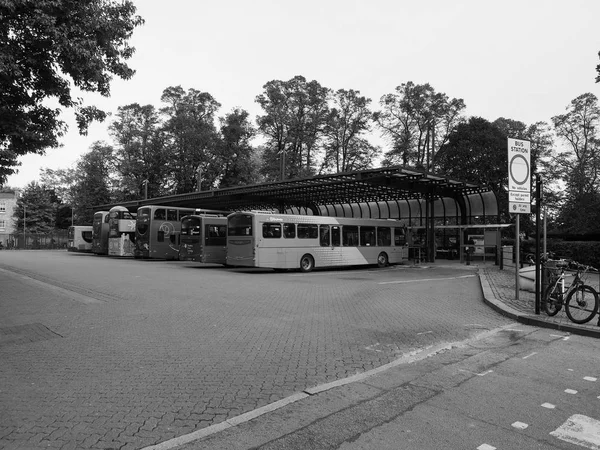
[300,254,315,273]
[377,252,389,268]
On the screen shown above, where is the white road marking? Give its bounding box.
[459,369,493,377]
[378,274,476,285]
[565,389,578,394]
[584,376,598,382]
[477,445,496,450]
[541,403,556,409]
[522,352,538,359]
[550,414,600,449]
[512,421,529,430]
[417,331,433,335]
[550,334,571,341]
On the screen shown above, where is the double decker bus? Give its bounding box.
[134,206,196,260]
[226,211,408,272]
[179,214,228,264]
[107,206,137,257]
[67,226,93,253]
[92,211,110,255]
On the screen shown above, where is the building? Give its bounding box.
[0,190,19,245]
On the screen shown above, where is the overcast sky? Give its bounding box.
[6,0,600,188]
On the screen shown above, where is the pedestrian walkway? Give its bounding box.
[479,264,600,338]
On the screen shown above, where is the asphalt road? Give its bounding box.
[1,251,512,450]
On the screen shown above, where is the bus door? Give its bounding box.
[320,224,342,265]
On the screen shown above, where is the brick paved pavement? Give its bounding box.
[0,251,512,450]
[480,265,600,337]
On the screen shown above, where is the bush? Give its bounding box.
[546,240,600,268]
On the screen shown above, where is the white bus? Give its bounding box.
[226,211,408,272]
[67,225,93,253]
[179,214,228,264]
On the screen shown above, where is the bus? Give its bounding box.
[107,206,137,257]
[134,206,196,260]
[179,214,228,264]
[67,225,93,252]
[226,211,409,272]
[92,211,110,255]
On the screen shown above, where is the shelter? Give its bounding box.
[95,166,503,263]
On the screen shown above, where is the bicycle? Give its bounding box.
[543,260,599,324]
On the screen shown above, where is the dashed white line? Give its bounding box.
[584,376,598,382]
[512,421,529,430]
[417,331,433,335]
[477,444,496,450]
[565,389,578,395]
[459,369,493,377]
[541,403,556,409]
[522,352,538,359]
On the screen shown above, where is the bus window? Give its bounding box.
[394,227,407,246]
[283,223,296,238]
[331,226,341,247]
[138,207,151,217]
[319,225,330,246]
[167,209,177,221]
[377,227,391,246]
[360,226,376,246]
[205,225,227,246]
[82,231,93,243]
[228,214,252,236]
[342,226,358,246]
[182,217,201,236]
[154,209,166,220]
[263,223,281,238]
[298,224,318,239]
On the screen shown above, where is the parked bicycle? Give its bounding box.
[543,259,599,324]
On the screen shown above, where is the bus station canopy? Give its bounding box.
[95,166,499,225]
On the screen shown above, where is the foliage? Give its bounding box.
[320,89,380,173]
[216,109,259,188]
[0,0,144,184]
[12,182,58,233]
[160,86,221,193]
[110,104,166,199]
[374,82,465,169]
[256,76,331,181]
[551,93,600,233]
[547,240,600,269]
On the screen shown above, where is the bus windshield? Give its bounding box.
[228,214,253,236]
[181,217,201,235]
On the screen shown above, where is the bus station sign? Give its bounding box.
[508,138,531,214]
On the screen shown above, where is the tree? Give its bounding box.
[110,104,166,199]
[551,93,600,233]
[596,51,600,83]
[71,143,114,223]
[256,76,331,181]
[435,117,509,221]
[0,0,144,184]
[216,109,259,188]
[375,82,465,170]
[160,86,221,193]
[320,89,380,174]
[13,181,58,233]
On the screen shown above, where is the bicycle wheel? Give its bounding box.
[565,285,599,324]
[543,284,562,316]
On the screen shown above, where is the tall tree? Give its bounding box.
[160,86,221,193]
[435,117,509,221]
[551,93,600,233]
[71,143,114,223]
[0,0,144,184]
[320,89,380,174]
[375,82,465,170]
[12,181,58,233]
[256,76,331,181]
[110,104,166,199]
[215,109,259,188]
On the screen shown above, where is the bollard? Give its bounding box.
[466,249,471,265]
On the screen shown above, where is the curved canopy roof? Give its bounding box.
[95,166,499,224]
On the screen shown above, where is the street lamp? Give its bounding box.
[23,204,26,249]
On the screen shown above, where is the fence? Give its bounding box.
[0,231,68,250]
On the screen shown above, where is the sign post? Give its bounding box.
[508,138,531,300]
